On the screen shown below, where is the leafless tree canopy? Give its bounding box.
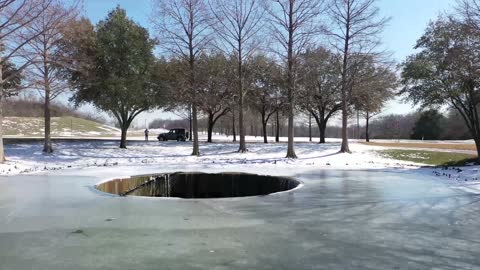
[266,0,326,64]
[23,0,80,100]
[328,0,388,52]
[0,0,55,90]
[209,0,265,62]
[457,0,480,31]
[152,0,212,60]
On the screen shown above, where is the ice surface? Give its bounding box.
[0,170,479,269]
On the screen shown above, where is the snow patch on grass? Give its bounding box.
[1,138,479,194]
[1,140,410,175]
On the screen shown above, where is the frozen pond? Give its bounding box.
[0,169,479,269]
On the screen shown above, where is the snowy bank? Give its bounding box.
[1,138,480,194]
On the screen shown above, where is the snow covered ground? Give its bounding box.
[3,139,391,175]
[2,134,480,194]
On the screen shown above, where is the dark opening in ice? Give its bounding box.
[96,172,300,198]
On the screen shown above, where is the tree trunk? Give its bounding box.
[319,123,326,144]
[120,126,127,149]
[319,109,326,144]
[189,31,199,156]
[474,137,480,164]
[192,104,200,156]
[340,13,351,153]
[285,2,296,158]
[207,113,214,143]
[262,112,267,143]
[238,105,245,150]
[271,121,274,137]
[356,110,360,140]
[275,110,280,142]
[286,103,296,158]
[43,87,53,153]
[340,104,350,152]
[238,61,247,153]
[312,112,327,144]
[309,113,312,142]
[43,52,53,153]
[365,112,370,142]
[0,92,5,163]
[451,100,480,163]
[232,108,237,142]
[189,105,192,142]
[0,61,6,163]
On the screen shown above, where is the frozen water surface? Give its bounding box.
[1,169,479,269]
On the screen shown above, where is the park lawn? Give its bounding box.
[363,142,477,151]
[377,149,478,166]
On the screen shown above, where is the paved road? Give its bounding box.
[1,169,479,269]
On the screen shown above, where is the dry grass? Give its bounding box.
[377,149,477,166]
[362,142,477,151]
[3,116,118,137]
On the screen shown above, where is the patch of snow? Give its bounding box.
[0,137,418,178]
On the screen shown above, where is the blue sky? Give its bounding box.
[84,0,454,62]
[80,0,455,125]
[378,0,454,61]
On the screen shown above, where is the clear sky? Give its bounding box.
[79,0,455,125]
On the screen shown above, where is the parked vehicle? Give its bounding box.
[157,128,188,141]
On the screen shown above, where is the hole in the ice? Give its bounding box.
[96,172,301,199]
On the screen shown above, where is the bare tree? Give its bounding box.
[266,0,326,158]
[209,0,265,152]
[23,0,80,153]
[152,0,213,156]
[327,0,389,153]
[0,0,53,162]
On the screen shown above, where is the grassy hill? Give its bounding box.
[3,116,120,137]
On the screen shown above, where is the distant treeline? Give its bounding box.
[150,109,471,141]
[365,110,470,140]
[5,98,106,124]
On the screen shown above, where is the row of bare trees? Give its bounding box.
[0,0,395,162]
[161,47,395,146]
[152,0,392,158]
